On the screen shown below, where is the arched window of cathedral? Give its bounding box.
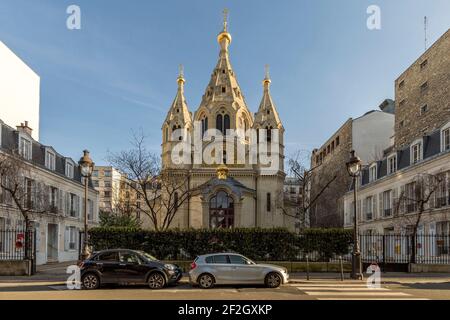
[216,114,230,135]
[209,191,234,229]
[216,114,223,134]
[201,117,208,137]
[266,126,273,143]
[224,115,230,133]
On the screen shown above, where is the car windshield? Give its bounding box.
[137,251,158,261]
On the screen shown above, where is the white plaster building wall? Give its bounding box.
[0,41,40,141]
[0,156,99,265]
[343,152,450,234]
[352,111,395,164]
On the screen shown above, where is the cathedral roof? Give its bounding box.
[196,10,252,118]
[163,66,192,127]
[198,175,256,199]
[253,67,283,129]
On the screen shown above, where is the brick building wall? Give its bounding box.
[394,29,450,149]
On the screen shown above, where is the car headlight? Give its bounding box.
[164,264,176,271]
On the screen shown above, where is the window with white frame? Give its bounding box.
[65,226,78,251]
[65,161,74,179]
[19,136,32,160]
[442,127,450,152]
[411,141,422,164]
[69,193,79,217]
[45,149,56,171]
[364,196,373,220]
[387,154,397,174]
[369,164,377,182]
[383,190,392,217]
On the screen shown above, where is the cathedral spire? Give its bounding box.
[254,66,282,129]
[196,9,252,121]
[163,66,192,129]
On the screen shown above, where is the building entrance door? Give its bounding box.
[47,224,58,262]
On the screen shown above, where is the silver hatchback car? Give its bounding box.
[189,253,289,289]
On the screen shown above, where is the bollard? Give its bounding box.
[306,255,310,281]
[339,256,344,281]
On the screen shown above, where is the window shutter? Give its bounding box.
[400,185,406,214]
[392,188,398,216]
[58,190,63,215]
[372,195,377,219]
[65,193,70,216]
[64,226,70,251]
[379,193,383,217]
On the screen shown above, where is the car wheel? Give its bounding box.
[265,272,282,288]
[148,272,166,289]
[198,273,215,289]
[82,273,100,290]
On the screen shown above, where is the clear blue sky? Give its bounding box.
[0,0,449,165]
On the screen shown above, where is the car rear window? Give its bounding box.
[206,255,229,264]
[229,255,248,265]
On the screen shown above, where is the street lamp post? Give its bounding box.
[78,150,94,261]
[346,150,363,280]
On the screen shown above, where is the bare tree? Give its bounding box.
[107,132,192,231]
[0,150,47,257]
[278,150,337,231]
[396,172,443,263]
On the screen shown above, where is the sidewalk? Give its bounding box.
[0,261,75,283]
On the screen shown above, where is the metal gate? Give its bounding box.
[0,229,36,275]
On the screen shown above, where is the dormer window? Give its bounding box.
[442,124,450,152]
[19,136,32,160]
[411,140,423,164]
[65,161,74,179]
[387,154,397,175]
[369,164,377,183]
[45,149,56,171]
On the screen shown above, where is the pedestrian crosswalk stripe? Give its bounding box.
[303,291,410,296]
[317,298,429,301]
[296,287,390,291]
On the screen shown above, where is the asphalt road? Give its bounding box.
[1,279,449,300]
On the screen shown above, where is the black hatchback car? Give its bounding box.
[79,249,183,290]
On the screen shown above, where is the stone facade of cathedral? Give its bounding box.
[160,15,293,230]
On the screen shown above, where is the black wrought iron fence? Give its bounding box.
[0,229,35,262]
[359,233,450,264]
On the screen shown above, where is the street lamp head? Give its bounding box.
[346,150,362,177]
[78,150,95,178]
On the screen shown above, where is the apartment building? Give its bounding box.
[0,120,99,265]
[343,29,450,236]
[309,100,395,227]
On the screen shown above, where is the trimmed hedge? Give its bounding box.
[88,227,353,262]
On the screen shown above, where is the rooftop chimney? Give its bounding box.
[16,121,33,137]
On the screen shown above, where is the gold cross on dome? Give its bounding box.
[265,64,270,79]
[223,8,229,31]
[178,64,184,78]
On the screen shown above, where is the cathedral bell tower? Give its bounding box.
[161,66,193,169]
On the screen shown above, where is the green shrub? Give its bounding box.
[88,227,353,262]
